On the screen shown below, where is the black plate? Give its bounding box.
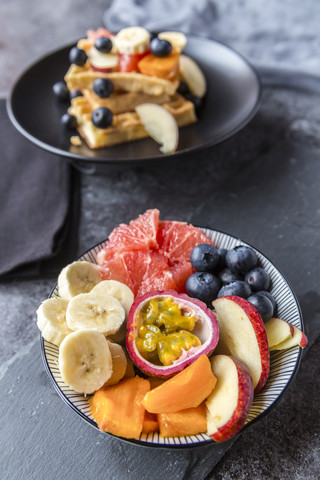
[7,36,261,166]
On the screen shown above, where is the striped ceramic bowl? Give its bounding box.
[41,227,304,448]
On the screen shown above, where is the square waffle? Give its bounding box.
[68,93,197,149]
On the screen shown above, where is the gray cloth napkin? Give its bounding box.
[104,0,218,34]
[0,100,80,278]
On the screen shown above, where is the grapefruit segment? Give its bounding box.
[97,209,214,297]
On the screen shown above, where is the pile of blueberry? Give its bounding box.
[186,243,276,322]
[52,41,115,130]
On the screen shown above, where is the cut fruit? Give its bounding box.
[269,324,308,351]
[179,54,207,98]
[141,355,217,413]
[88,47,119,72]
[90,376,150,438]
[212,296,270,394]
[66,290,125,336]
[59,329,112,394]
[265,317,294,348]
[157,403,207,437]
[206,355,254,442]
[158,31,187,53]
[138,52,180,80]
[97,209,214,298]
[127,290,219,377]
[158,220,214,263]
[103,341,127,387]
[142,411,159,434]
[57,260,102,300]
[135,103,179,154]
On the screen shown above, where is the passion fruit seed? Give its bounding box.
[157,330,201,366]
[136,297,200,366]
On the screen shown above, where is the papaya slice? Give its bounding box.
[157,403,207,437]
[142,411,159,434]
[142,355,216,413]
[90,376,150,439]
[138,52,180,80]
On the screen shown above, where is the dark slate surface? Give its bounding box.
[1,1,320,479]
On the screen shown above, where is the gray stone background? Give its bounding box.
[1,1,320,479]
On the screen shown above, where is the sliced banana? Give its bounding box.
[66,291,125,335]
[59,329,113,394]
[124,350,136,378]
[106,322,127,345]
[91,280,134,318]
[158,31,187,53]
[58,261,102,300]
[114,26,150,54]
[103,341,127,387]
[36,297,72,346]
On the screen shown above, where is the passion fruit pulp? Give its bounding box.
[126,290,219,377]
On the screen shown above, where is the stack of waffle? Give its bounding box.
[65,37,197,149]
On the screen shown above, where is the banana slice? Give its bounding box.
[91,280,134,318]
[66,291,125,335]
[58,261,102,300]
[36,297,72,346]
[59,329,112,394]
[114,26,150,54]
[103,341,127,387]
[158,31,187,53]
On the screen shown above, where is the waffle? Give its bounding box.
[82,88,171,115]
[65,65,179,96]
[68,93,197,149]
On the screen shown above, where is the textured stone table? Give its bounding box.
[1,1,320,479]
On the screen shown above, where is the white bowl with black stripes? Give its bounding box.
[41,227,304,448]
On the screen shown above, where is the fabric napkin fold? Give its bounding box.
[0,99,80,278]
[104,0,218,34]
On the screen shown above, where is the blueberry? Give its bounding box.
[247,294,274,322]
[217,248,228,268]
[150,37,172,57]
[217,280,251,299]
[185,93,202,111]
[177,81,190,96]
[61,113,77,129]
[91,107,113,128]
[53,81,69,101]
[94,36,113,53]
[186,272,220,304]
[226,245,258,273]
[69,89,83,100]
[255,290,276,311]
[93,78,114,98]
[69,46,87,66]
[190,244,220,272]
[218,268,243,285]
[245,267,270,292]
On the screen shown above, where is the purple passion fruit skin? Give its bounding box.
[126,290,220,378]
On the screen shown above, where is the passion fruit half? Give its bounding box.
[126,290,219,377]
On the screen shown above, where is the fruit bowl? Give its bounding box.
[41,227,303,448]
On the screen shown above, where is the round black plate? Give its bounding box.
[7,36,261,165]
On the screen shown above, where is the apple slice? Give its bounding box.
[179,54,207,98]
[88,47,119,73]
[212,296,270,394]
[135,103,179,154]
[269,324,308,351]
[265,317,294,348]
[206,354,254,442]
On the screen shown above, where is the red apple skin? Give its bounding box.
[90,64,118,73]
[220,295,270,394]
[210,356,254,442]
[299,328,308,348]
